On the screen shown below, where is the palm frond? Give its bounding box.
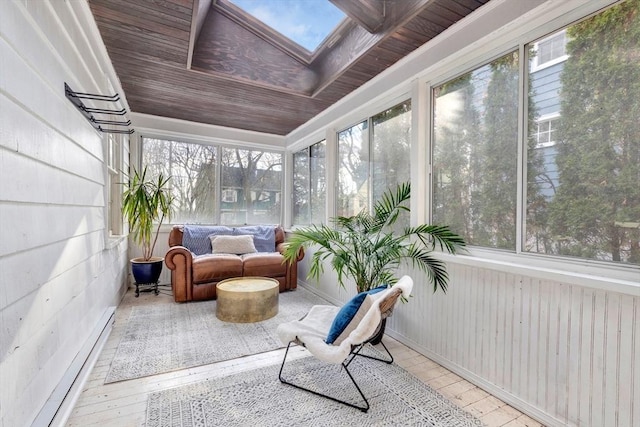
[286,181,465,293]
[403,244,450,293]
[373,181,410,227]
[409,224,467,254]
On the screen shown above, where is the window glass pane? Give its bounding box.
[432,51,519,249]
[228,0,345,52]
[220,148,283,225]
[372,100,411,228]
[142,138,218,224]
[372,101,412,197]
[108,134,123,236]
[526,2,640,265]
[293,141,327,226]
[142,138,283,225]
[337,121,369,217]
[309,141,326,224]
[292,148,310,224]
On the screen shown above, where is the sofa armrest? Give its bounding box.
[276,242,305,262]
[165,246,194,302]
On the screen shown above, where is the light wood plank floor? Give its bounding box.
[65,286,544,427]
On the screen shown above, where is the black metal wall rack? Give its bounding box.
[65,83,134,134]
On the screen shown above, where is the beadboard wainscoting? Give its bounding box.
[295,251,639,427]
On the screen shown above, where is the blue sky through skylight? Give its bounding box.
[229,0,346,51]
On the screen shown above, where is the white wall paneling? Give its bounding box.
[0,1,129,426]
[296,253,639,427]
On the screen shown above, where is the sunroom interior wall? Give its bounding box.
[0,1,129,426]
[286,0,639,426]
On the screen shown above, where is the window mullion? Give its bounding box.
[516,42,526,255]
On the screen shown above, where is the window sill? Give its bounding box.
[106,234,127,250]
[439,249,640,296]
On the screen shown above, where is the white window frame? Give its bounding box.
[533,113,561,148]
[107,133,124,239]
[530,29,569,72]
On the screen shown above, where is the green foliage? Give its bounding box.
[432,52,520,250]
[472,52,520,249]
[282,182,466,293]
[122,166,173,261]
[548,0,640,263]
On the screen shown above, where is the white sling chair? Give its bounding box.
[276,275,413,412]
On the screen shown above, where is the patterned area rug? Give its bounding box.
[145,348,485,427]
[105,287,327,383]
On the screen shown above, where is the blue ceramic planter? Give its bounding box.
[131,257,163,284]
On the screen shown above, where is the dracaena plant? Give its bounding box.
[282,182,466,294]
[122,166,173,261]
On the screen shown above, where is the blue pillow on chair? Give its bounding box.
[325,285,388,345]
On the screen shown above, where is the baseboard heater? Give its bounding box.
[32,307,116,427]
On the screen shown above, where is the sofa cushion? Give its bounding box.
[210,235,257,255]
[183,225,233,255]
[234,226,276,252]
[192,254,242,284]
[242,252,287,277]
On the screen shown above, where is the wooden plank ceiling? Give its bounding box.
[89,0,490,135]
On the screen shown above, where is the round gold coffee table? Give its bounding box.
[216,277,279,323]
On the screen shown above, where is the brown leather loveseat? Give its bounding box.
[165,225,303,302]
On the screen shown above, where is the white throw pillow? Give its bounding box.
[210,234,257,255]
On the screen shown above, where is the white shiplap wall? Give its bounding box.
[0,1,129,426]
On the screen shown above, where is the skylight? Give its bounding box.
[228,0,346,52]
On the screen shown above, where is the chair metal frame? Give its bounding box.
[277,287,403,413]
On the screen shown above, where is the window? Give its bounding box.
[432,51,519,250]
[337,101,412,220]
[293,140,326,225]
[533,117,559,148]
[337,121,369,217]
[220,147,283,224]
[531,30,568,71]
[142,138,283,225]
[107,133,124,236]
[143,138,217,224]
[221,189,237,203]
[227,0,345,52]
[371,101,412,203]
[525,8,640,264]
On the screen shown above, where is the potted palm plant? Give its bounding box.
[122,166,173,285]
[282,182,465,341]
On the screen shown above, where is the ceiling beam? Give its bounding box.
[187,0,212,68]
[313,0,432,95]
[330,0,385,33]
